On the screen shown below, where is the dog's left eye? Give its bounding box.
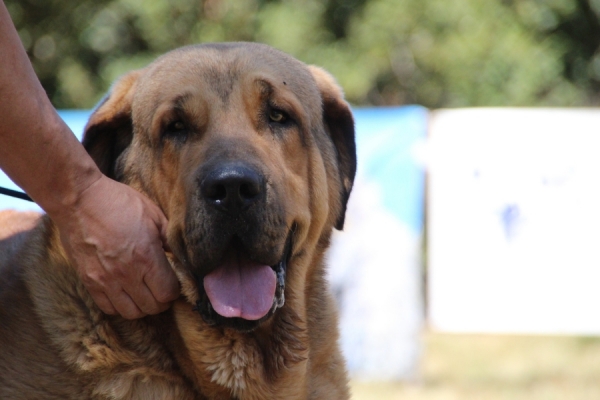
[269,109,287,124]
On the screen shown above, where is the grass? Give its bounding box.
[351,332,600,400]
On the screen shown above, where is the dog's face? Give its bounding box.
[83,43,356,331]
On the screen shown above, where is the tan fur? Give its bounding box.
[0,43,355,399]
[0,209,40,239]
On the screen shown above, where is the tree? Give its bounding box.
[6,0,600,108]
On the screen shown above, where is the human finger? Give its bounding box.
[125,278,167,315]
[110,290,146,320]
[144,249,180,305]
[88,290,118,316]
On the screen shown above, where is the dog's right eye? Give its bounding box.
[163,120,188,141]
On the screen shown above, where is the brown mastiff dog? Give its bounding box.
[0,43,356,399]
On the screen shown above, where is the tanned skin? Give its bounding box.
[0,0,178,319]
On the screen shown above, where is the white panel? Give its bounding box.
[428,108,600,334]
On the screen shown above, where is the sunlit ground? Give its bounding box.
[351,331,600,400]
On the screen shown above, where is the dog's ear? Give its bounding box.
[82,70,142,181]
[308,66,357,230]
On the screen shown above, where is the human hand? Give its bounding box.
[53,174,180,319]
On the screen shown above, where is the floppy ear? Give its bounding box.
[82,70,142,181]
[308,66,357,230]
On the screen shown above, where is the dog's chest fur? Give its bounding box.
[172,302,309,400]
[16,223,336,400]
[48,300,308,399]
[32,271,309,400]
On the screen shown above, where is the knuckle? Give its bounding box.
[155,286,178,303]
[134,254,154,274]
[112,264,131,281]
[136,297,161,316]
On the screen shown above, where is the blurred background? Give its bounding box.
[7,0,600,109]
[4,0,600,399]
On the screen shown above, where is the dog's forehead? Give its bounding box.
[133,43,320,108]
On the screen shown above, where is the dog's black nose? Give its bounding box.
[200,164,265,212]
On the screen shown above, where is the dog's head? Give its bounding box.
[83,43,356,331]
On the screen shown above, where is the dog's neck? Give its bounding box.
[171,299,309,399]
[160,232,331,398]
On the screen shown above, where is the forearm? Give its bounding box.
[0,1,179,317]
[0,1,102,219]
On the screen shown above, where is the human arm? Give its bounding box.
[0,0,179,319]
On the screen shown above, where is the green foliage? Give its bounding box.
[7,0,600,108]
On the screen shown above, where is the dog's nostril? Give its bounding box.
[205,184,227,202]
[200,164,265,211]
[239,182,260,200]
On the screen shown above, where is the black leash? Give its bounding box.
[0,186,33,202]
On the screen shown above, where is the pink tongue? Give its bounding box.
[203,258,276,320]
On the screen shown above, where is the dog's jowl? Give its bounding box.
[0,43,356,400]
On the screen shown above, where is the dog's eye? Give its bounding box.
[164,120,187,140]
[168,121,185,131]
[269,109,287,124]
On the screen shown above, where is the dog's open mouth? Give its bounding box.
[194,234,291,331]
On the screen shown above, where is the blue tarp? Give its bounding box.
[353,106,427,234]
